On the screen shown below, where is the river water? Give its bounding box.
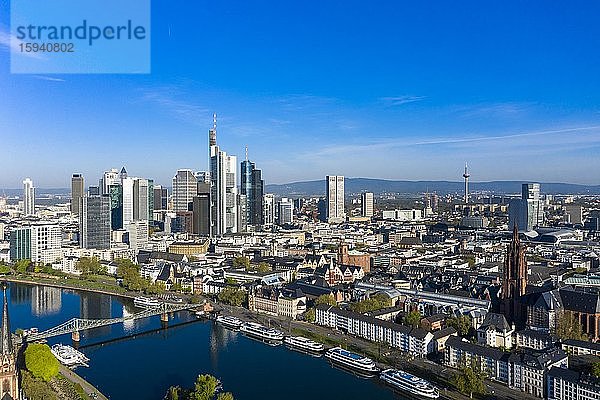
[6,282,405,400]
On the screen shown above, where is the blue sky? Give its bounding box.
[1,1,600,188]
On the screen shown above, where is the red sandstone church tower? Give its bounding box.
[500,225,528,326]
[0,284,19,399]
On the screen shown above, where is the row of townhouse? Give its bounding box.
[445,336,568,398]
[547,367,600,400]
[315,304,434,357]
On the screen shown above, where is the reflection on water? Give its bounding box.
[32,286,62,316]
[80,292,112,338]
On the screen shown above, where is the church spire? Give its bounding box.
[0,283,13,355]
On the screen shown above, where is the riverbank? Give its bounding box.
[59,365,108,400]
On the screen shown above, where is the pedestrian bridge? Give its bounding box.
[27,302,197,342]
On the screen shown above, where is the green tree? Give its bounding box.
[146,281,166,295]
[232,256,250,269]
[314,294,337,307]
[166,386,181,400]
[405,310,422,328]
[216,393,234,400]
[555,312,588,341]
[348,293,391,313]
[193,374,219,400]
[451,367,486,399]
[21,371,58,400]
[446,315,472,336]
[247,262,270,273]
[24,343,59,382]
[14,259,32,273]
[0,264,12,274]
[217,287,246,306]
[304,308,316,323]
[591,362,600,378]
[76,256,104,275]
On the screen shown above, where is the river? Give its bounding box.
[6,282,407,400]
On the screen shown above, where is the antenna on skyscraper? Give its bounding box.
[213,112,217,130]
[209,113,217,147]
[245,145,248,161]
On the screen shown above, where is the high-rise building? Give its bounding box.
[100,168,119,195]
[172,169,197,212]
[153,185,168,211]
[326,175,345,223]
[71,174,85,216]
[108,184,123,230]
[240,149,264,229]
[80,196,111,250]
[9,228,31,261]
[30,224,62,264]
[209,114,238,235]
[263,194,275,228]
[22,178,35,216]
[500,225,528,326]
[278,197,293,225]
[125,220,148,254]
[88,186,100,196]
[361,192,374,218]
[122,177,135,225]
[508,183,543,231]
[133,178,150,222]
[192,183,210,235]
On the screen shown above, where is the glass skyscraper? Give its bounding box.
[240,157,264,229]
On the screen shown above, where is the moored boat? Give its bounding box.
[324,347,379,374]
[133,296,161,309]
[51,344,90,368]
[380,368,439,399]
[215,315,243,330]
[240,322,284,341]
[284,336,324,352]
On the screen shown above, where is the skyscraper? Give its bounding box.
[108,183,123,230]
[508,183,543,231]
[263,193,275,228]
[99,168,119,195]
[209,114,238,235]
[9,228,31,261]
[153,185,168,211]
[326,175,345,223]
[80,195,111,250]
[500,225,528,326]
[193,182,211,236]
[278,197,293,225]
[22,178,35,216]
[361,192,374,218]
[71,174,85,216]
[122,177,135,225]
[240,148,264,229]
[172,169,197,212]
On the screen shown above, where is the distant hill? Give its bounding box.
[0,188,70,197]
[265,178,600,197]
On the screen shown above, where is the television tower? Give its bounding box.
[463,163,470,203]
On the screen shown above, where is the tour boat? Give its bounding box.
[284,336,324,353]
[324,347,379,374]
[133,296,161,309]
[215,315,243,330]
[380,369,439,399]
[240,322,284,341]
[51,344,90,368]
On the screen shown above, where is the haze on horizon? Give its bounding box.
[1,1,600,188]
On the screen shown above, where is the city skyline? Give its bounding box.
[2,2,600,187]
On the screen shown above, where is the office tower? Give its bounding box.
[462,163,470,203]
[119,166,128,182]
[9,228,31,261]
[22,178,35,216]
[237,194,247,232]
[30,224,62,264]
[192,183,210,235]
[564,205,583,225]
[508,183,543,231]
[153,185,168,211]
[125,220,148,254]
[172,169,197,212]
[71,174,85,216]
[278,197,293,225]
[263,194,275,227]
[122,177,134,224]
[80,195,111,249]
[133,178,150,222]
[196,171,210,183]
[240,149,265,229]
[108,184,123,230]
[209,114,238,235]
[500,225,527,326]
[88,186,100,196]
[326,175,345,223]
[100,168,119,195]
[361,192,374,218]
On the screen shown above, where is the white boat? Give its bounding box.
[133,296,161,309]
[380,369,439,399]
[51,344,90,368]
[284,336,324,352]
[240,322,284,341]
[324,347,379,374]
[215,315,243,330]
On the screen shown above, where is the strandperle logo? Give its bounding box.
[11,0,151,74]
[15,20,147,46]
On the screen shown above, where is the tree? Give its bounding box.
[348,293,391,313]
[216,393,234,400]
[232,257,250,269]
[555,312,587,341]
[405,310,422,328]
[304,308,316,323]
[15,259,32,274]
[217,287,246,306]
[21,371,58,400]
[193,374,219,400]
[146,281,166,295]
[0,264,12,274]
[24,343,59,382]
[590,361,600,378]
[247,262,270,273]
[452,367,486,399]
[76,256,104,275]
[446,315,472,336]
[314,294,337,307]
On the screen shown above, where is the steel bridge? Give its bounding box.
[27,302,197,342]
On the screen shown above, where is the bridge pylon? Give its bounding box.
[72,331,80,342]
